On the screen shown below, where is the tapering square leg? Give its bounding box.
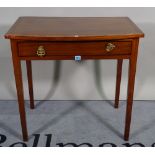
[26,60,35,109]
[124,39,139,141]
[11,41,28,141]
[115,59,123,108]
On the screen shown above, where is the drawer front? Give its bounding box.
[18,41,132,57]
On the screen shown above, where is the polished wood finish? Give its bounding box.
[5,17,144,41]
[124,39,139,141]
[20,55,130,60]
[11,40,28,141]
[5,17,144,141]
[115,59,123,108]
[18,41,132,57]
[26,60,34,109]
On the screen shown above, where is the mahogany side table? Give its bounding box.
[5,17,144,141]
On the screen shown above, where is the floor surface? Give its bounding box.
[0,100,155,147]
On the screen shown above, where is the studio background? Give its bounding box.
[0,7,154,100]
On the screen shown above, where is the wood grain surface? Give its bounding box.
[5,17,144,41]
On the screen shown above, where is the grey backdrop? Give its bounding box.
[0,7,154,100]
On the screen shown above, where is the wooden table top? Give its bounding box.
[5,17,144,41]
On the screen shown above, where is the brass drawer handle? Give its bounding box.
[106,43,116,52]
[36,46,46,57]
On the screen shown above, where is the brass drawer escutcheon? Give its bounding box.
[36,46,46,57]
[106,43,116,52]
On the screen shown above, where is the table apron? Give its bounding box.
[18,55,131,60]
